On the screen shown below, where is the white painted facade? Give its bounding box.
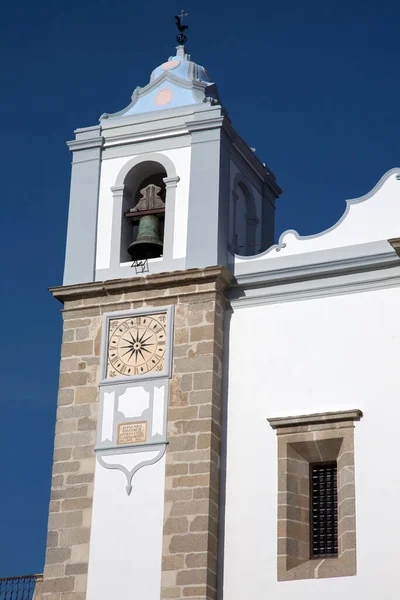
[222,168,400,598]
[86,454,165,600]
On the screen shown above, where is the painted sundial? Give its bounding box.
[107,313,167,378]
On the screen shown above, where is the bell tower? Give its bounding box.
[63,42,280,286]
[43,18,281,600]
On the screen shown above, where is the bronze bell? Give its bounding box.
[128,214,163,260]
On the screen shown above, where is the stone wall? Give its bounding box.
[42,267,230,600]
[42,313,102,599]
[161,291,225,600]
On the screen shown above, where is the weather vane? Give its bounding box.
[175,10,189,45]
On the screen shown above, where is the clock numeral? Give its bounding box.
[119,365,127,374]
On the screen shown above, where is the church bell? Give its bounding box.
[128,214,163,260]
[125,182,166,260]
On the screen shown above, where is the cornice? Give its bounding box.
[229,243,400,308]
[101,106,224,149]
[103,113,227,149]
[186,115,225,134]
[50,266,232,304]
[102,124,189,149]
[268,409,363,430]
[67,137,104,152]
[100,103,211,131]
[229,271,400,309]
[233,246,400,288]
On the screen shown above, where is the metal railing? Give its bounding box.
[0,575,43,600]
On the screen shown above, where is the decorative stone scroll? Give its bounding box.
[132,184,165,212]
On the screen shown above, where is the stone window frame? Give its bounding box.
[268,409,363,582]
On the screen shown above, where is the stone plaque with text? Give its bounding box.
[117,421,147,445]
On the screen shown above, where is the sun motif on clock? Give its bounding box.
[107,313,167,378]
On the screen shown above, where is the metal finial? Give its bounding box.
[175,10,189,45]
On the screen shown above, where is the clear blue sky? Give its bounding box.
[0,0,399,577]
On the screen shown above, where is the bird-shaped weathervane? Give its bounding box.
[175,10,189,45]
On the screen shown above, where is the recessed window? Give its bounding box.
[268,409,362,581]
[310,462,338,559]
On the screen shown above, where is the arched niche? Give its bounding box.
[121,161,168,262]
[231,175,259,256]
[110,154,179,267]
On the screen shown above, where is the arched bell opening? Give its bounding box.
[120,161,167,262]
[232,179,259,256]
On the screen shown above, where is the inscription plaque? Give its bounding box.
[117,421,147,445]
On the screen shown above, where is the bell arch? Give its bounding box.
[110,153,179,268]
[231,174,259,256]
[115,152,177,186]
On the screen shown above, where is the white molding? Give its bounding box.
[230,243,400,308]
[230,269,400,309]
[234,245,399,286]
[67,137,104,152]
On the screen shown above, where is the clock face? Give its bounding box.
[107,313,167,378]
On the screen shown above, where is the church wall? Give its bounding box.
[222,284,400,599]
[95,146,192,273]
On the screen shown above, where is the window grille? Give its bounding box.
[310,462,338,558]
